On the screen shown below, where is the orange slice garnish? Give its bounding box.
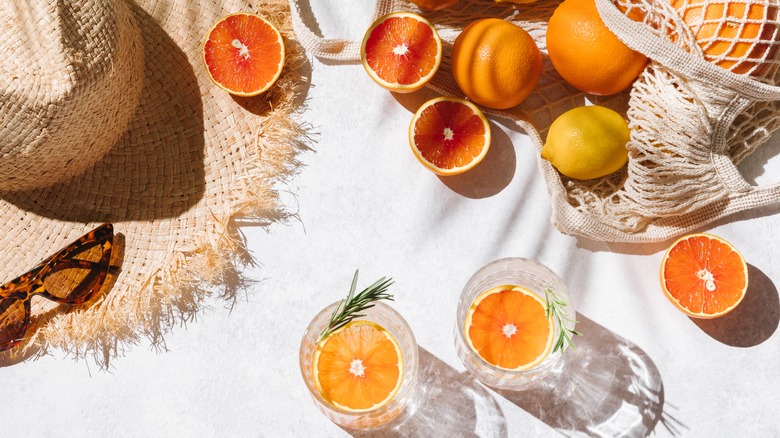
[313,321,403,412]
[465,285,554,371]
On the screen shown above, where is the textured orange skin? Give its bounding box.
[546,0,648,95]
[410,0,459,10]
[670,0,778,76]
[451,18,542,109]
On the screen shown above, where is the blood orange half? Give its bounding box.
[203,13,285,96]
[465,285,554,371]
[409,97,491,175]
[660,233,749,319]
[361,12,442,93]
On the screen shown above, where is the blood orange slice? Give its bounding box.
[361,12,442,93]
[409,97,491,175]
[465,285,554,371]
[203,13,285,96]
[660,233,749,319]
[313,321,403,412]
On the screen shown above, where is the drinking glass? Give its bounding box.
[299,302,418,429]
[454,257,576,390]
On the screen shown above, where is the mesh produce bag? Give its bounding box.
[289,0,780,242]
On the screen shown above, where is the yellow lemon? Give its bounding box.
[541,106,629,180]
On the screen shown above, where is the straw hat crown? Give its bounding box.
[0,1,143,191]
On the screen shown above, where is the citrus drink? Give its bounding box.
[300,302,418,429]
[455,258,577,390]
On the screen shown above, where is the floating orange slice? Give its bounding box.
[313,321,403,412]
[465,285,554,371]
[409,97,491,175]
[361,12,442,93]
[660,233,749,319]
[203,13,285,96]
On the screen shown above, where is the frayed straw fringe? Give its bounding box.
[8,1,313,368]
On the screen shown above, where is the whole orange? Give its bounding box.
[546,0,648,95]
[670,0,778,76]
[452,18,542,109]
[410,0,459,10]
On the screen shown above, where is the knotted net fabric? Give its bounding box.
[289,0,780,242]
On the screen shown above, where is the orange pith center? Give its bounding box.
[365,16,439,85]
[467,288,552,370]
[315,323,401,411]
[413,100,487,169]
[663,236,747,314]
[204,14,283,93]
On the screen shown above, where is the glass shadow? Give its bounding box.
[495,314,676,436]
[347,347,507,438]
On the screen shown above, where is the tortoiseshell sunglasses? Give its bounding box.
[0,223,118,351]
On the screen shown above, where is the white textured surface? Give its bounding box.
[2,2,780,437]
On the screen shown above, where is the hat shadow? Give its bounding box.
[344,347,507,437]
[0,5,205,222]
[494,314,684,436]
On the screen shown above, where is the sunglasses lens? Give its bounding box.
[0,298,27,349]
[43,242,107,302]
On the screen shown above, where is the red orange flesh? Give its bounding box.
[361,12,442,92]
[409,97,491,175]
[660,233,749,319]
[203,13,285,96]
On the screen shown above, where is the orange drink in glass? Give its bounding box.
[299,274,418,429]
[454,257,578,390]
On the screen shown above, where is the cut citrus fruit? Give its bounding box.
[313,321,403,412]
[203,13,285,96]
[660,233,749,319]
[465,285,554,371]
[408,97,491,175]
[361,12,442,93]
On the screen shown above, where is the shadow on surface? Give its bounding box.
[291,0,362,66]
[496,314,681,437]
[393,90,518,198]
[437,123,516,199]
[692,264,779,347]
[233,30,314,116]
[736,129,780,186]
[346,347,507,438]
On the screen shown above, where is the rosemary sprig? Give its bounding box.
[317,270,394,342]
[544,287,581,354]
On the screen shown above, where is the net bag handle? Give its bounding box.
[288,0,396,62]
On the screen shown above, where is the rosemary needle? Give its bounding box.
[544,287,581,354]
[318,270,394,342]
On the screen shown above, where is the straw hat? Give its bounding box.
[0,0,307,364]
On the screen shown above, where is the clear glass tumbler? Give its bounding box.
[299,302,418,429]
[454,257,576,391]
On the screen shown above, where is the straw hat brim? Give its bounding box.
[0,0,309,365]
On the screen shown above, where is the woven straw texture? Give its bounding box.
[290,0,780,242]
[0,0,309,365]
